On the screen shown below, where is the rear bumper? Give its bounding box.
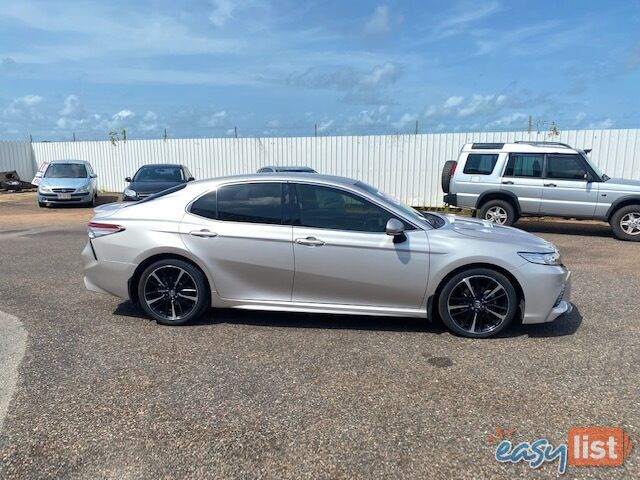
[81,241,134,299]
[443,193,458,206]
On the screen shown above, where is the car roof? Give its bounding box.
[136,163,185,168]
[48,159,91,165]
[189,173,358,188]
[260,166,316,172]
[461,142,581,154]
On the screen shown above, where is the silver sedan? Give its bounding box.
[82,174,572,338]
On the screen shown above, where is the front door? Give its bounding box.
[540,154,599,217]
[180,182,294,301]
[290,183,429,309]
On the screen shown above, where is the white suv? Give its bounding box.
[442,141,640,241]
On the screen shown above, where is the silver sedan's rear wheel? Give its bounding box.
[438,268,518,338]
[138,259,209,325]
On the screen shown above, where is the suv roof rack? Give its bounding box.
[471,142,504,150]
[514,141,573,148]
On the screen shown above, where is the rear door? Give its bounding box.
[540,154,599,217]
[290,182,429,309]
[499,153,544,214]
[180,181,294,301]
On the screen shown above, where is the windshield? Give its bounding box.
[355,181,444,228]
[133,166,184,182]
[581,153,607,180]
[44,163,88,178]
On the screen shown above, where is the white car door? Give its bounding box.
[180,182,294,301]
[290,183,429,309]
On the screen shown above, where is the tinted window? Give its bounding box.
[217,183,282,224]
[463,154,498,175]
[135,184,187,205]
[190,191,217,219]
[504,154,543,177]
[296,184,403,232]
[133,166,184,182]
[546,155,587,180]
[44,163,87,178]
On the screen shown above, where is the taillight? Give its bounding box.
[88,222,125,239]
[450,161,458,177]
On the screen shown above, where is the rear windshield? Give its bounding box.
[44,163,87,178]
[133,166,184,182]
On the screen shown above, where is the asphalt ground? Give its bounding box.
[0,192,639,479]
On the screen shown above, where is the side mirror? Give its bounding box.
[385,218,405,236]
[584,172,594,182]
[125,177,131,182]
[90,173,98,178]
[188,177,195,182]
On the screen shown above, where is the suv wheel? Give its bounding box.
[610,205,640,241]
[438,268,518,338]
[137,259,210,325]
[478,199,516,226]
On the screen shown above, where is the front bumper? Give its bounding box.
[517,263,572,324]
[39,192,92,204]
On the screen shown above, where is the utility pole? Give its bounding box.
[234,126,238,138]
[415,120,419,135]
[163,128,168,141]
[314,123,317,137]
[72,132,76,142]
[527,115,532,134]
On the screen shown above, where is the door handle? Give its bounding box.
[295,236,325,246]
[189,229,218,238]
[544,183,557,188]
[501,180,514,185]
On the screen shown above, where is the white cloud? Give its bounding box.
[139,111,159,131]
[317,120,334,132]
[362,62,401,88]
[425,93,508,119]
[3,94,44,120]
[59,94,82,116]
[588,118,614,129]
[364,5,391,35]
[433,1,500,39]
[112,109,135,122]
[444,96,464,108]
[574,112,586,125]
[209,0,235,28]
[393,112,418,129]
[485,112,528,129]
[206,110,228,127]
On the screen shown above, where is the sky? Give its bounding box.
[0,0,639,141]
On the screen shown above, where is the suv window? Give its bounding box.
[504,154,543,178]
[463,154,498,175]
[546,154,587,180]
[295,184,409,233]
[217,183,282,224]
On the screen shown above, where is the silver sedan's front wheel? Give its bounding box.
[138,259,209,325]
[438,268,518,338]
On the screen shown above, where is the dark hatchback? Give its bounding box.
[123,164,195,201]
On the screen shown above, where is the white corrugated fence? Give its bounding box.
[1,129,638,206]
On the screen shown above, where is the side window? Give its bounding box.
[546,155,587,180]
[217,183,282,224]
[463,154,499,175]
[295,184,411,233]
[504,154,543,178]
[190,190,217,220]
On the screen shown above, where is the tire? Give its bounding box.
[38,201,46,208]
[137,259,210,326]
[438,268,518,339]
[441,160,457,193]
[87,194,97,207]
[610,205,640,242]
[478,199,516,226]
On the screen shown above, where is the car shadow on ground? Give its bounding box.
[113,302,582,338]
[516,220,613,238]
